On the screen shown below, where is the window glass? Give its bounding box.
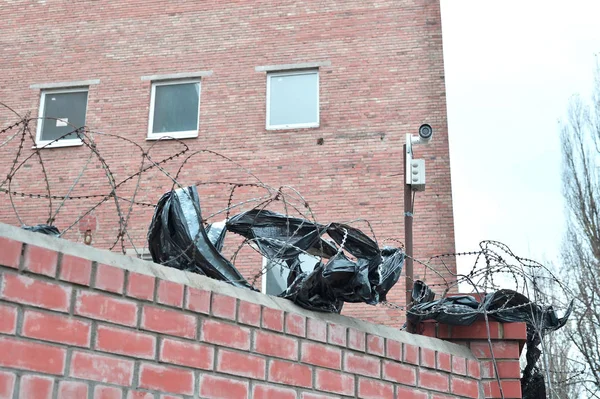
[151,82,200,134]
[39,90,88,141]
[265,254,319,296]
[268,71,318,128]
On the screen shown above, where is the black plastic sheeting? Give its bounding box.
[408,280,573,399]
[148,186,405,312]
[148,186,254,290]
[22,224,60,236]
[279,246,404,313]
[227,209,404,313]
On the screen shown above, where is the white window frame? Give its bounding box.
[261,257,272,294]
[35,87,88,148]
[147,78,201,140]
[266,69,320,130]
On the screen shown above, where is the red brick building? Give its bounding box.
[0,0,455,326]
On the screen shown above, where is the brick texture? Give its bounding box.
[94,385,123,399]
[95,263,125,294]
[237,300,260,326]
[58,380,89,399]
[22,310,91,347]
[186,287,211,314]
[0,0,455,328]
[0,237,21,269]
[141,305,197,339]
[199,374,249,399]
[217,349,265,379]
[202,319,251,350]
[96,324,156,359]
[262,307,284,332]
[160,338,214,370]
[157,280,184,307]
[301,341,341,369]
[138,363,194,396]
[0,336,66,375]
[1,273,71,312]
[0,304,17,334]
[59,254,92,286]
[23,245,58,277]
[69,351,134,386]
[253,383,297,399]
[0,371,16,399]
[416,319,526,399]
[19,375,54,399]
[75,291,138,326]
[268,359,313,388]
[0,236,521,399]
[254,330,298,360]
[126,272,155,301]
[358,377,394,399]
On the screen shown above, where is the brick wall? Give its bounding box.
[0,223,523,399]
[418,321,526,399]
[0,0,455,326]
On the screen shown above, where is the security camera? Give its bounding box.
[405,124,432,186]
[418,124,433,143]
[409,124,433,145]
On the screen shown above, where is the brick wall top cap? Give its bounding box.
[0,222,473,359]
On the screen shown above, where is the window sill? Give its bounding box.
[266,123,320,131]
[32,140,84,149]
[146,132,198,141]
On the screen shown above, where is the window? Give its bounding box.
[36,88,88,147]
[262,253,320,296]
[266,70,319,130]
[148,79,201,139]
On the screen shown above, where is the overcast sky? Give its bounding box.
[440,1,600,274]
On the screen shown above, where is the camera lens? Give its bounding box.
[419,124,432,139]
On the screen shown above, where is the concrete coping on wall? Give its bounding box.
[0,222,475,360]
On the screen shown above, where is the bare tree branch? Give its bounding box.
[560,61,600,397]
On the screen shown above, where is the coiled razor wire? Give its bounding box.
[0,107,579,398]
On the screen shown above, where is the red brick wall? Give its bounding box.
[0,0,454,326]
[0,225,508,399]
[418,321,526,399]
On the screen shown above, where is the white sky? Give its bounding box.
[7,2,593,282]
[440,1,600,274]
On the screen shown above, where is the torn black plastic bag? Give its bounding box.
[281,261,345,313]
[280,246,405,313]
[22,224,60,236]
[407,286,572,331]
[412,280,435,304]
[147,186,254,290]
[226,209,338,259]
[227,209,405,312]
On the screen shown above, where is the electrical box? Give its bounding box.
[410,159,426,191]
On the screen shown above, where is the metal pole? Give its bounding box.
[403,144,414,330]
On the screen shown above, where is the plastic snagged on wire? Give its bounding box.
[407,280,573,399]
[148,186,405,312]
[408,281,572,329]
[22,224,60,236]
[148,186,254,290]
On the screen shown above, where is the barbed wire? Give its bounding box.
[0,107,578,398]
